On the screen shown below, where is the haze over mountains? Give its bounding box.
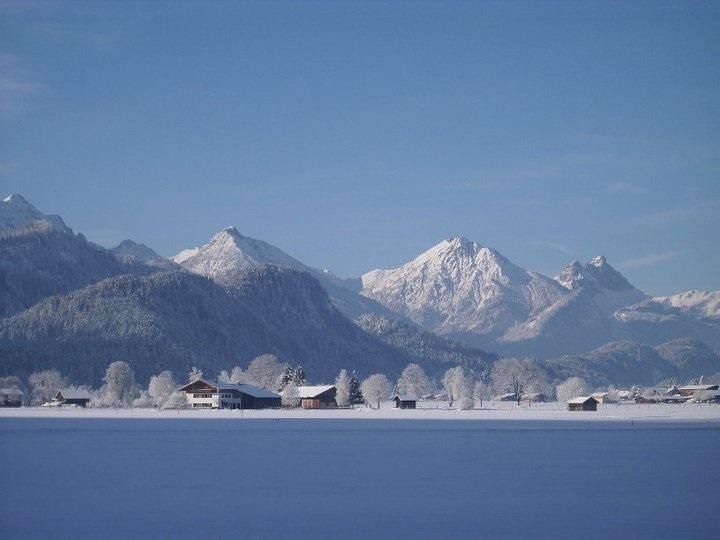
[0,193,718,387]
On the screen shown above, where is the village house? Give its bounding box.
[392,395,417,409]
[54,388,91,407]
[567,396,599,412]
[296,385,337,409]
[178,378,281,409]
[678,384,719,397]
[0,387,23,407]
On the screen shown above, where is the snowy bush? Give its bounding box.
[281,382,301,408]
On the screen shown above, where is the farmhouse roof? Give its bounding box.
[567,396,598,405]
[296,385,335,398]
[177,378,280,398]
[56,388,91,400]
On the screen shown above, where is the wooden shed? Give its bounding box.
[54,388,91,407]
[567,396,598,412]
[392,395,417,409]
[296,385,337,409]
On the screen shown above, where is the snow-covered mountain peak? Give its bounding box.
[3,193,31,206]
[170,227,307,281]
[555,255,638,293]
[360,237,568,335]
[589,255,607,267]
[0,193,71,233]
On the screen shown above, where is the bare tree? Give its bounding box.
[335,369,351,408]
[246,354,284,391]
[473,380,490,408]
[556,377,589,402]
[361,374,392,409]
[395,363,431,398]
[28,370,67,405]
[491,358,550,406]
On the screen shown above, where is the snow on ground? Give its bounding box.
[2,401,720,422]
[1,413,719,540]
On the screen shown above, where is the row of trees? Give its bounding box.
[7,355,595,410]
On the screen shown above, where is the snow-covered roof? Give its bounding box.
[236,384,280,399]
[56,388,91,400]
[679,384,719,391]
[177,378,280,398]
[392,394,417,401]
[567,396,597,404]
[296,385,335,399]
[0,387,24,396]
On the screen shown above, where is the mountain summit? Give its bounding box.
[360,236,568,337]
[171,228,399,320]
[1,194,71,233]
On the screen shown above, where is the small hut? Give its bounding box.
[567,396,598,412]
[392,395,417,409]
[54,389,91,407]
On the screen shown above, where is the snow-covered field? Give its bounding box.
[2,401,720,422]
[2,405,719,540]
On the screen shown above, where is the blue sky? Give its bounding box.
[1,1,719,295]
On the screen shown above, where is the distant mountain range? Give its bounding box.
[358,237,720,357]
[1,193,719,387]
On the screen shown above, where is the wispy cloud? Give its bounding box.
[605,181,648,195]
[0,53,45,114]
[635,200,720,227]
[620,251,680,269]
[530,240,576,256]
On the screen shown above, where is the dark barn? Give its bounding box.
[567,396,599,412]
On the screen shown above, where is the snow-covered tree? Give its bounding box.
[473,380,490,408]
[360,374,392,409]
[335,369,351,407]
[279,364,308,389]
[246,354,284,391]
[442,366,468,407]
[188,366,203,382]
[163,391,188,410]
[555,377,589,402]
[28,369,67,405]
[349,371,363,404]
[148,371,177,408]
[281,381,301,408]
[218,366,247,384]
[101,361,137,407]
[490,358,550,405]
[395,363,431,398]
[132,390,154,408]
